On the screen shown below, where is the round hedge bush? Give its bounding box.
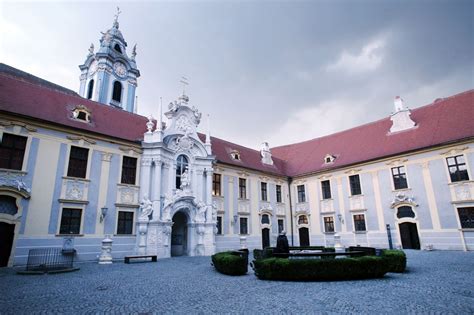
[381,249,406,273]
[212,251,248,276]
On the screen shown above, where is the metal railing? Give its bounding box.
[26,247,75,272]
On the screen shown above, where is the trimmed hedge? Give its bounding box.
[212,251,248,276]
[382,249,406,273]
[252,256,390,281]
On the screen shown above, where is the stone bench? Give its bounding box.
[124,255,157,264]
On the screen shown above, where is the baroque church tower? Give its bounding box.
[78,8,140,113]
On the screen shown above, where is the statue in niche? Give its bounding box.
[180,168,191,190]
[139,195,153,221]
[195,201,207,223]
[162,205,171,222]
[88,43,94,55]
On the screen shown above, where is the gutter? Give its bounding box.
[287,176,294,246]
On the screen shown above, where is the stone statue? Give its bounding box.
[168,101,180,112]
[100,31,112,46]
[212,202,217,222]
[131,44,137,60]
[88,43,94,55]
[195,202,207,223]
[139,195,153,221]
[162,205,171,222]
[180,168,191,190]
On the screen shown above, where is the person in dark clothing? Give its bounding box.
[275,231,289,257]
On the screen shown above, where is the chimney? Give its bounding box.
[390,96,416,133]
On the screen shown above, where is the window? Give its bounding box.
[298,215,308,225]
[239,178,246,199]
[121,156,137,185]
[59,208,82,234]
[117,211,134,235]
[321,180,331,199]
[216,216,223,235]
[114,43,122,53]
[230,150,240,160]
[392,166,408,190]
[112,81,122,103]
[278,219,285,234]
[446,155,470,182]
[324,216,335,233]
[261,214,270,225]
[261,182,268,201]
[297,185,306,203]
[87,80,94,99]
[276,185,282,203]
[212,173,221,196]
[349,175,362,195]
[457,207,474,229]
[239,217,248,235]
[353,214,366,232]
[176,155,189,189]
[0,133,27,170]
[67,146,89,178]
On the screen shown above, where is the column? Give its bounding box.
[169,164,176,192]
[139,158,152,200]
[152,159,162,221]
[206,168,213,205]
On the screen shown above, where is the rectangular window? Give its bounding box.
[216,216,223,235]
[67,146,89,178]
[392,166,408,190]
[117,211,134,235]
[121,156,137,185]
[278,219,285,234]
[321,180,332,200]
[297,185,306,203]
[212,173,221,196]
[0,133,27,170]
[239,217,248,235]
[349,175,362,196]
[323,216,334,233]
[457,207,474,229]
[353,214,367,232]
[446,155,470,182]
[261,182,268,201]
[59,208,82,234]
[276,185,282,203]
[239,178,247,199]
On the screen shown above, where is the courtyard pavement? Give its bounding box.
[0,250,473,314]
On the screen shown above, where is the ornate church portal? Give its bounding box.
[135,93,216,258]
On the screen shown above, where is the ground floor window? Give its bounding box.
[457,207,474,229]
[59,208,82,235]
[117,211,134,235]
[323,216,334,233]
[353,214,366,232]
[278,219,284,234]
[216,216,223,235]
[239,217,248,235]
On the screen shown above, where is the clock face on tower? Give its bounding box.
[113,62,127,78]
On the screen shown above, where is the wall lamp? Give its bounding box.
[100,206,108,223]
[231,215,238,225]
[337,214,344,224]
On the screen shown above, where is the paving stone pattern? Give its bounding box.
[0,250,473,314]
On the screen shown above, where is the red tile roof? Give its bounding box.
[1,63,472,178]
[272,90,474,177]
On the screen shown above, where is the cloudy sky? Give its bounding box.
[1,0,472,149]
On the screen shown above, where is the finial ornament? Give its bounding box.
[88,43,94,55]
[131,44,137,60]
[113,6,122,27]
[146,115,154,133]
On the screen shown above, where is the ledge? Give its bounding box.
[349,208,368,212]
[323,232,335,235]
[115,203,140,208]
[448,180,473,186]
[353,231,368,234]
[0,168,27,175]
[56,234,84,237]
[451,200,474,204]
[459,228,474,232]
[116,183,140,189]
[62,176,90,182]
[114,234,137,237]
[58,199,89,204]
[348,194,364,198]
[392,188,411,193]
[320,211,335,215]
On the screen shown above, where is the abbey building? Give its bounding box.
[0,16,473,267]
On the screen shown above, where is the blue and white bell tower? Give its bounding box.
[79,8,140,113]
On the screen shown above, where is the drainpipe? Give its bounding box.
[287,177,294,246]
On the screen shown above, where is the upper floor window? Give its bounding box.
[349,175,362,196]
[176,155,189,189]
[323,216,335,233]
[239,217,248,235]
[67,146,89,178]
[112,81,122,103]
[321,180,332,200]
[261,214,270,225]
[298,215,308,225]
[457,207,474,229]
[121,156,137,185]
[276,185,282,203]
[212,173,221,196]
[446,155,469,182]
[87,80,94,99]
[238,178,246,199]
[117,211,134,235]
[0,133,27,170]
[392,166,408,190]
[59,208,82,235]
[297,185,306,203]
[261,182,268,201]
[353,214,366,232]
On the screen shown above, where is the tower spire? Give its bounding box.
[113,6,122,28]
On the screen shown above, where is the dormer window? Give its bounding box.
[72,105,91,123]
[324,154,336,164]
[114,43,122,53]
[230,150,241,161]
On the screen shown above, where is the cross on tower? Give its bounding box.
[114,7,122,23]
[180,76,189,95]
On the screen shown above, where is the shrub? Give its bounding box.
[252,256,390,281]
[382,249,406,273]
[212,251,248,276]
[253,248,274,260]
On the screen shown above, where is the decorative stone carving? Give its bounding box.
[120,188,135,204]
[238,199,251,213]
[139,195,153,221]
[276,204,286,216]
[175,115,194,134]
[146,116,154,133]
[66,182,84,200]
[147,227,157,246]
[0,171,31,194]
[390,97,416,133]
[454,183,471,201]
[320,199,333,212]
[163,225,172,247]
[195,201,207,223]
[101,152,112,162]
[295,203,308,213]
[390,192,417,209]
[260,142,274,165]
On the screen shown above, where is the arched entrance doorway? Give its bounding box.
[299,227,310,246]
[171,211,188,256]
[0,194,21,267]
[399,222,420,249]
[0,223,15,267]
[262,228,270,249]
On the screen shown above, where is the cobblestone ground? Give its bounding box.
[0,250,473,314]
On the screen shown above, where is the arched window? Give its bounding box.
[114,43,122,53]
[261,214,270,225]
[176,155,189,189]
[86,80,94,99]
[112,81,122,103]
